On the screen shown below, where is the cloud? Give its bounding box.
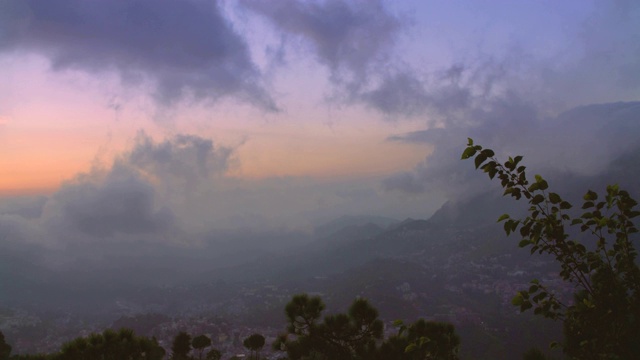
[384,101,640,199]
[126,131,233,188]
[242,0,401,87]
[241,0,527,119]
[0,0,277,110]
[381,172,425,194]
[362,0,639,119]
[47,165,175,238]
[0,196,47,219]
[358,66,480,120]
[571,0,640,96]
[380,0,640,193]
[244,0,471,120]
[0,131,235,246]
[358,72,430,117]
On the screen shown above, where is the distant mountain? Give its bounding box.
[313,215,399,238]
[557,101,640,129]
[544,101,640,173]
[389,218,430,231]
[425,192,520,230]
[597,145,640,195]
[315,222,385,247]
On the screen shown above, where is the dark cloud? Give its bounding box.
[0,132,235,244]
[126,131,233,188]
[0,0,277,109]
[240,0,518,119]
[50,165,175,238]
[359,68,477,119]
[359,72,430,117]
[242,0,401,86]
[48,131,234,239]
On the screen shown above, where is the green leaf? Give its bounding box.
[504,220,512,235]
[538,180,549,190]
[467,138,474,146]
[510,188,522,199]
[481,149,495,157]
[582,201,594,209]
[497,213,510,222]
[512,293,523,306]
[514,155,523,165]
[583,190,598,201]
[519,239,530,247]
[405,344,417,353]
[560,201,572,210]
[461,147,476,160]
[534,307,542,315]
[549,192,561,204]
[531,194,545,205]
[474,153,487,169]
[510,219,520,234]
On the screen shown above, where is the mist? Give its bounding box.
[0,1,639,357]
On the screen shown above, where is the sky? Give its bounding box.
[0,0,639,242]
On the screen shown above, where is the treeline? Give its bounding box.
[1,328,166,360]
[0,294,461,360]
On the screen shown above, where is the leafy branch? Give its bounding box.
[462,138,640,358]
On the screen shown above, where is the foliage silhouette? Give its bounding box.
[522,347,550,360]
[0,332,10,360]
[377,319,460,360]
[273,294,382,360]
[462,138,640,359]
[243,333,265,359]
[54,328,164,360]
[274,294,459,360]
[171,331,192,360]
[205,348,222,360]
[8,355,53,360]
[192,335,211,360]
